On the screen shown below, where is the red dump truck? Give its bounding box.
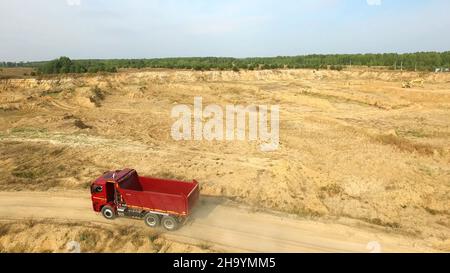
[90,168,199,231]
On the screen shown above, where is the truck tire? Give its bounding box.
[101,205,116,220]
[162,216,178,231]
[144,213,160,228]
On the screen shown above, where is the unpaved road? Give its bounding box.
[0,191,435,253]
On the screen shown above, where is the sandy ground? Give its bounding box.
[0,68,449,252]
[0,191,436,253]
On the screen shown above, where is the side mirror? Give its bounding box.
[91,185,103,193]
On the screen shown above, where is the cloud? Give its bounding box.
[367,0,382,6]
[67,0,81,6]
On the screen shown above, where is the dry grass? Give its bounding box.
[151,171,188,181]
[319,184,344,198]
[0,67,35,79]
[374,134,438,156]
[0,219,174,253]
[0,141,106,191]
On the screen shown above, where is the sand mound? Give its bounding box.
[1,68,449,246]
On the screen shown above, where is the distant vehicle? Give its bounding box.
[90,168,200,231]
[435,67,450,73]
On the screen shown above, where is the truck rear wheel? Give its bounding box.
[162,216,178,231]
[144,213,160,228]
[101,205,116,220]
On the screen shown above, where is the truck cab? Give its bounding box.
[90,171,118,215]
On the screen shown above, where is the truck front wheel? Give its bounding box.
[144,213,160,228]
[162,216,178,231]
[101,205,116,220]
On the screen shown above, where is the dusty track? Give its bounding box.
[0,191,435,253]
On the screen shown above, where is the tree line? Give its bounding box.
[1,52,449,74]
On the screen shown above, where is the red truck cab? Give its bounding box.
[90,168,199,230]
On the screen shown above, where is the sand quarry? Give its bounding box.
[0,68,449,252]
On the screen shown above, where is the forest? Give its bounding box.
[1,52,450,74]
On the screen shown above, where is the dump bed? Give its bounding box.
[116,169,199,216]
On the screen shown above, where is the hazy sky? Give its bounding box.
[1,0,450,61]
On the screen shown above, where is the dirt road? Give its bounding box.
[0,191,434,253]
